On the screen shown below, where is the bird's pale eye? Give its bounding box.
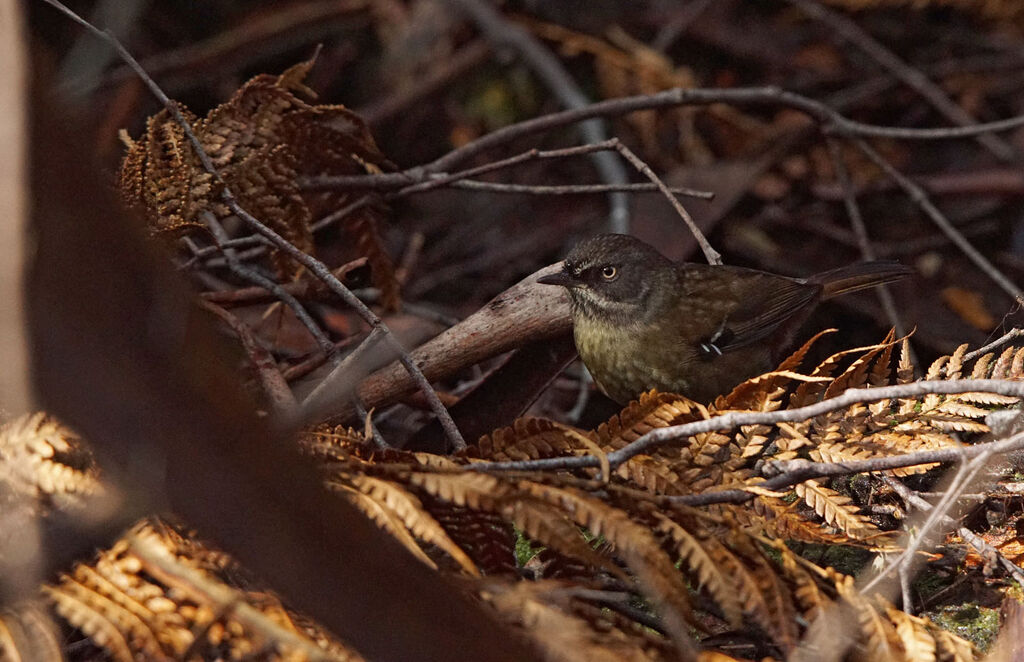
[601,265,619,281]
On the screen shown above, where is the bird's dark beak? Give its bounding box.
[537,271,577,288]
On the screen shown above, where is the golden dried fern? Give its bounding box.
[0,412,101,512]
[44,519,360,662]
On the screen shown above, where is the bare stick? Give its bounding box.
[43,0,466,450]
[333,263,573,421]
[303,141,712,200]
[445,180,714,197]
[201,213,335,357]
[883,475,1024,591]
[201,258,367,306]
[823,137,908,339]
[788,0,1015,161]
[611,139,720,265]
[200,301,298,419]
[446,0,632,233]
[305,86,1024,196]
[468,379,1024,477]
[963,327,1024,363]
[853,138,1023,303]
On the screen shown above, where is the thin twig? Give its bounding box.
[963,328,1024,363]
[823,136,910,370]
[853,138,1023,303]
[44,0,466,450]
[860,449,994,596]
[788,0,1016,161]
[303,86,1024,195]
[446,0,632,233]
[199,301,298,419]
[958,526,1024,590]
[610,139,720,265]
[469,379,1024,477]
[303,141,711,201]
[201,258,367,306]
[444,180,715,197]
[201,213,335,357]
[882,474,1024,591]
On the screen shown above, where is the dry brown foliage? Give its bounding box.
[117,57,400,306]
[5,332,1016,659]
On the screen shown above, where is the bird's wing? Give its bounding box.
[720,276,815,352]
[676,266,820,356]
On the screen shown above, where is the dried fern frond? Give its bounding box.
[46,519,361,662]
[118,56,399,304]
[0,412,101,512]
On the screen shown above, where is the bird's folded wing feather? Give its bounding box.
[713,276,819,353]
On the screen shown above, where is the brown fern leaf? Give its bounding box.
[408,471,505,509]
[791,338,898,407]
[0,412,102,511]
[928,622,976,661]
[650,513,744,627]
[119,56,397,295]
[794,480,882,540]
[885,604,938,662]
[351,475,480,575]
[614,454,686,495]
[594,391,703,451]
[822,330,898,399]
[737,498,861,546]
[778,329,838,373]
[768,541,833,622]
[47,518,359,662]
[470,417,585,462]
[832,575,905,662]
[480,579,664,662]
[335,483,440,570]
[897,337,915,384]
[701,533,785,643]
[516,482,694,639]
[426,504,519,576]
[503,498,627,581]
[732,537,801,652]
[869,332,898,387]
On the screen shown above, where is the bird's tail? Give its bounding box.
[809,261,914,299]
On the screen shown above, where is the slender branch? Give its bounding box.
[199,301,298,421]
[445,180,715,197]
[301,86,1024,196]
[853,138,1023,303]
[823,137,908,339]
[445,0,632,233]
[303,141,712,200]
[469,379,1024,477]
[963,328,1024,363]
[200,213,335,357]
[609,139,720,265]
[201,258,367,306]
[425,87,1024,174]
[43,0,466,450]
[788,0,1016,161]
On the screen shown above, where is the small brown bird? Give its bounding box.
[538,234,912,404]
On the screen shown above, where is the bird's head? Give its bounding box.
[537,234,675,325]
